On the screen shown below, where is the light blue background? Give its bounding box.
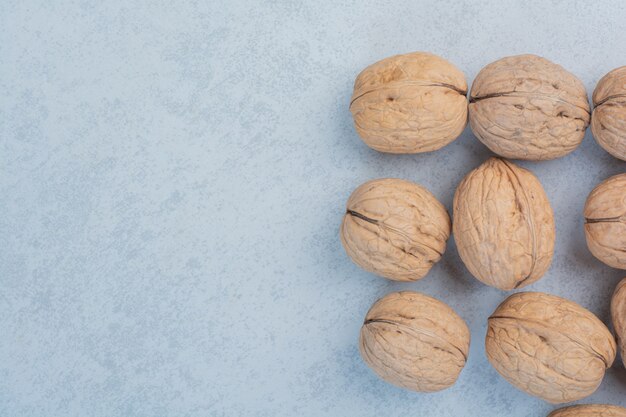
[2,1,626,416]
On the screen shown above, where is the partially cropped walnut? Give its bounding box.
[549,404,626,417]
[584,174,626,269]
[592,67,626,161]
[350,52,468,153]
[360,291,470,392]
[340,178,450,281]
[611,277,626,368]
[453,158,555,290]
[486,292,616,404]
[469,54,590,160]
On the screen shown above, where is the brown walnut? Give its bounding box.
[469,54,590,160]
[611,277,626,368]
[584,174,626,269]
[359,291,470,392]
[340,178,450,281]
[548,404,626,417]
[592,67,626,161]
[453,158,555,290]
[486,292,616,404]
[350,52,468,153]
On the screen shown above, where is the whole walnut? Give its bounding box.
[584,174,626,269]
[592,67,626,161]
[611,277,626,368]
[453,158,555,290]
[359,291,470,392]
[340,178,450,281]
[469,54,590,160]
[350,52,468,153]
[548,404,626,417]
[486,292,616,404]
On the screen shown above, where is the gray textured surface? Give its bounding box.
[2,1,626,416]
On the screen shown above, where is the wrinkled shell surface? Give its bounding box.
[611,277,626,368]
[359,291,470,392]
[350,52,468,153]
[548,404,626,417]
[469,54,590,160]
[453,158,555,290]
[340,178,450,281]
[592,67,626,161]
[486,292,616,404]
[584,174,626,269]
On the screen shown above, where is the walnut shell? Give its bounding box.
[584,174,626,269]
[349,52,468,153]
[486,292,616,404]
[469,54,590,160]
[359,291,470,392]
[592,67,626,161]
[340,178,450,281]
[611,277,626,368]
[453,158,555,290]
[549,404,626,417]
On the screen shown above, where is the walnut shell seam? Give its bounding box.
[350,80,467,108]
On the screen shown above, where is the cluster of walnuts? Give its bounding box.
[342,52,626,413]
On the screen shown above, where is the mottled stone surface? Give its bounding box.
[1,1,626,416]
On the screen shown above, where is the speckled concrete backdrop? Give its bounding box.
[2,1,626,416]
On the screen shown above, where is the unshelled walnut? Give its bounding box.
[453,158,555,290]
[359,291,470,392]
[340,178,450,281]
[548,404,626,417]
[469,54,590,160]
[486,292,616,404]
[611,277,626,368]
[350,52,467,153]
[592,67,626,161]
[584,174,626,269]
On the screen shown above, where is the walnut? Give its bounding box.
[469,54,590,160]
[548,404,626,417]
[584,174,626,269]
[349,52,468,153]
[359,291,470,392]
[340,178,450,281]
[611,277,626,368]
[592,67,626,161]
[453,157,555,290]
[486,292,616,404]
